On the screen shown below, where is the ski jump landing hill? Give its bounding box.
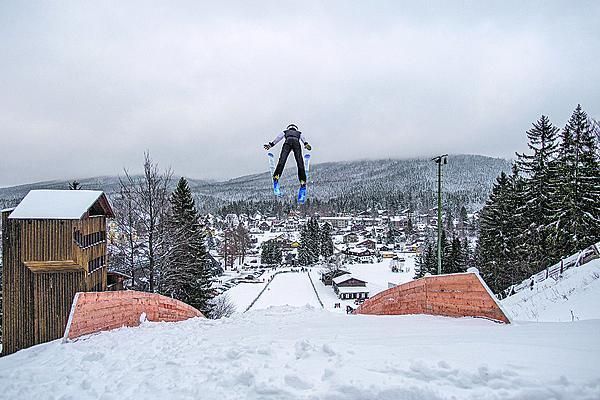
[355,269,511,324]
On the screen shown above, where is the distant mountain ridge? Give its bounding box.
[0,154,511,212]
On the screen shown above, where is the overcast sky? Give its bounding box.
[1,1,598,186]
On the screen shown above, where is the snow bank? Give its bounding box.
[0,307,598,399]
[502,258,600,322]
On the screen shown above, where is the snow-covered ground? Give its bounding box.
[0,307,598,399]
[252,271,321,310]
[502,258,600,322]
[345,255,416,294]
[310,257,416,311]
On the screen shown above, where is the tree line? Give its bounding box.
[477,105,600,294]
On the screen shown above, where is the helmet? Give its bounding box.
[286,123,298,130]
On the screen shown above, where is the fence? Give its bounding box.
[505,242,600,297]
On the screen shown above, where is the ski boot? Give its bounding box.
[297,181,307,204]
[273,175,281,196]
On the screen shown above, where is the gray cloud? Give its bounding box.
[1,1,599,186]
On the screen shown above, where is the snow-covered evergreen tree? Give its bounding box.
[414,241,436,279]
[162,177,213,315]
[477,171,524,293]
[299,218,321,265]
[514,115,560,270]
[549,105,600,255]
[445,236,467,274]
[320,223,334,259]
[261,240,282,265]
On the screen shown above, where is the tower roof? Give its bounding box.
[8,190,114,220]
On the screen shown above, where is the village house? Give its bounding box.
[320,269,349,286]
[258,221,271,232]
[343,232,359,243]
[320,216,352,230]
[356,239,377,250]
[332,274,369,300]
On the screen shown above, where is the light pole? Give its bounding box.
[431,154,448,275]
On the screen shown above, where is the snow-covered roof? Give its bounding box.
[8,190,113,220]
[337,286,369,294]
[332,274,353,285]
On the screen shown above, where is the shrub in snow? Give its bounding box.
[208,295,235,319]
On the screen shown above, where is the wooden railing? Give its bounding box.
[504,242,600,298]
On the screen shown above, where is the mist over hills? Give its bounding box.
[0,154,511,213]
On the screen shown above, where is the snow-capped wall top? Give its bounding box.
[8,189,112,220]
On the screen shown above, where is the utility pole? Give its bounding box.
[431,154,448,275]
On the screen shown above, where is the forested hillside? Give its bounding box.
[0,154,511,215]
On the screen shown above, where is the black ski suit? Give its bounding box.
[270,129,308,183]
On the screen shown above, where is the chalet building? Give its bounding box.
[320,269,349,286]
[1,190,114,355]
[320,216,351,229]
[343,232,359,243]
[356,239,376,250]
[224,213,240,227]
[258,221,271,232]
[351,224,364,232]
[389,216,407,229]
[354,217,378,227]
[332,274,369,300]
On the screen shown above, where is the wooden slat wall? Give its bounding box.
[2,213,109,356]
[33,271,85,344]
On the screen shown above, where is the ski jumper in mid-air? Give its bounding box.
[264,123,312,201]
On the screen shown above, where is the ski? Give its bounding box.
[267,152,282,196]
[298,153,311,204]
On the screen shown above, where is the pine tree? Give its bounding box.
[68,180,82,190]
[414,242,436,279]
[261,240,282,265]
[477,171,524,293]
[162,177,213,315]
[308,218,321,263]
[514,115,560,270]
[298,224,310,266]
[320,223,334,259]
[299,218,322,265]
[446,236,467,274]
[550,105,600,255]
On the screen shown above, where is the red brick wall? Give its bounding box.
[356,272,510,323]
[63,291,204,341]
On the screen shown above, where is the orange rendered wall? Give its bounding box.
[63,291,204,341]
[355,272,510,323]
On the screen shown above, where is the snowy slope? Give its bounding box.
[251,271,321,310]
[0,308,598,399]
[502,259,600,322]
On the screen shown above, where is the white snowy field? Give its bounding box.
[310,257,416,312]
[251,271,321,310]
[224,282,267,312]
[0,307,598,400]
[502,258,600,322]
[345,256,415,294]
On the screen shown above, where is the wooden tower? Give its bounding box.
[1,190,114,355]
